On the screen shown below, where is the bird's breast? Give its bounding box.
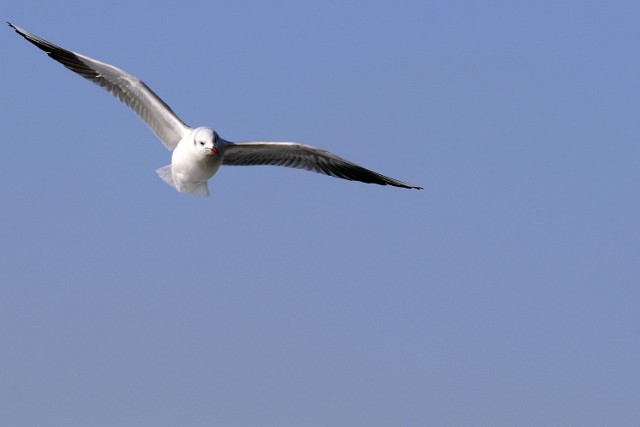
[171,148,222,192]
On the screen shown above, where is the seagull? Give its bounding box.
[8,23,422,196]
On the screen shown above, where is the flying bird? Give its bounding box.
[8,23,422,196]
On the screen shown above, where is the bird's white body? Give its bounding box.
[157,127,224,196]
[9,23,421,196]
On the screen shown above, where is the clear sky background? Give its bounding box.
[2,1,639,426]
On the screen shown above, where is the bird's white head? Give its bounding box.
[191,127,220,157]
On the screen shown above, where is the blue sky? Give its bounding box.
[2,1,639,425]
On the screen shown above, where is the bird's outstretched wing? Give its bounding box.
[8,23,190,150]
[222,141,422,189]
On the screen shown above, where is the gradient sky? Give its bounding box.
[2,1,639,426]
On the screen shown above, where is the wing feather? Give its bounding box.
[222,141,422,189]
[8,23,189,150]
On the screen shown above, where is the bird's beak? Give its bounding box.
[211,147,219,154]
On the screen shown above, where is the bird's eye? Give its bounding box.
[199,142,205,146]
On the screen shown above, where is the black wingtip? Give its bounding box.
[391,180,423,190]
[7,22,21,34]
